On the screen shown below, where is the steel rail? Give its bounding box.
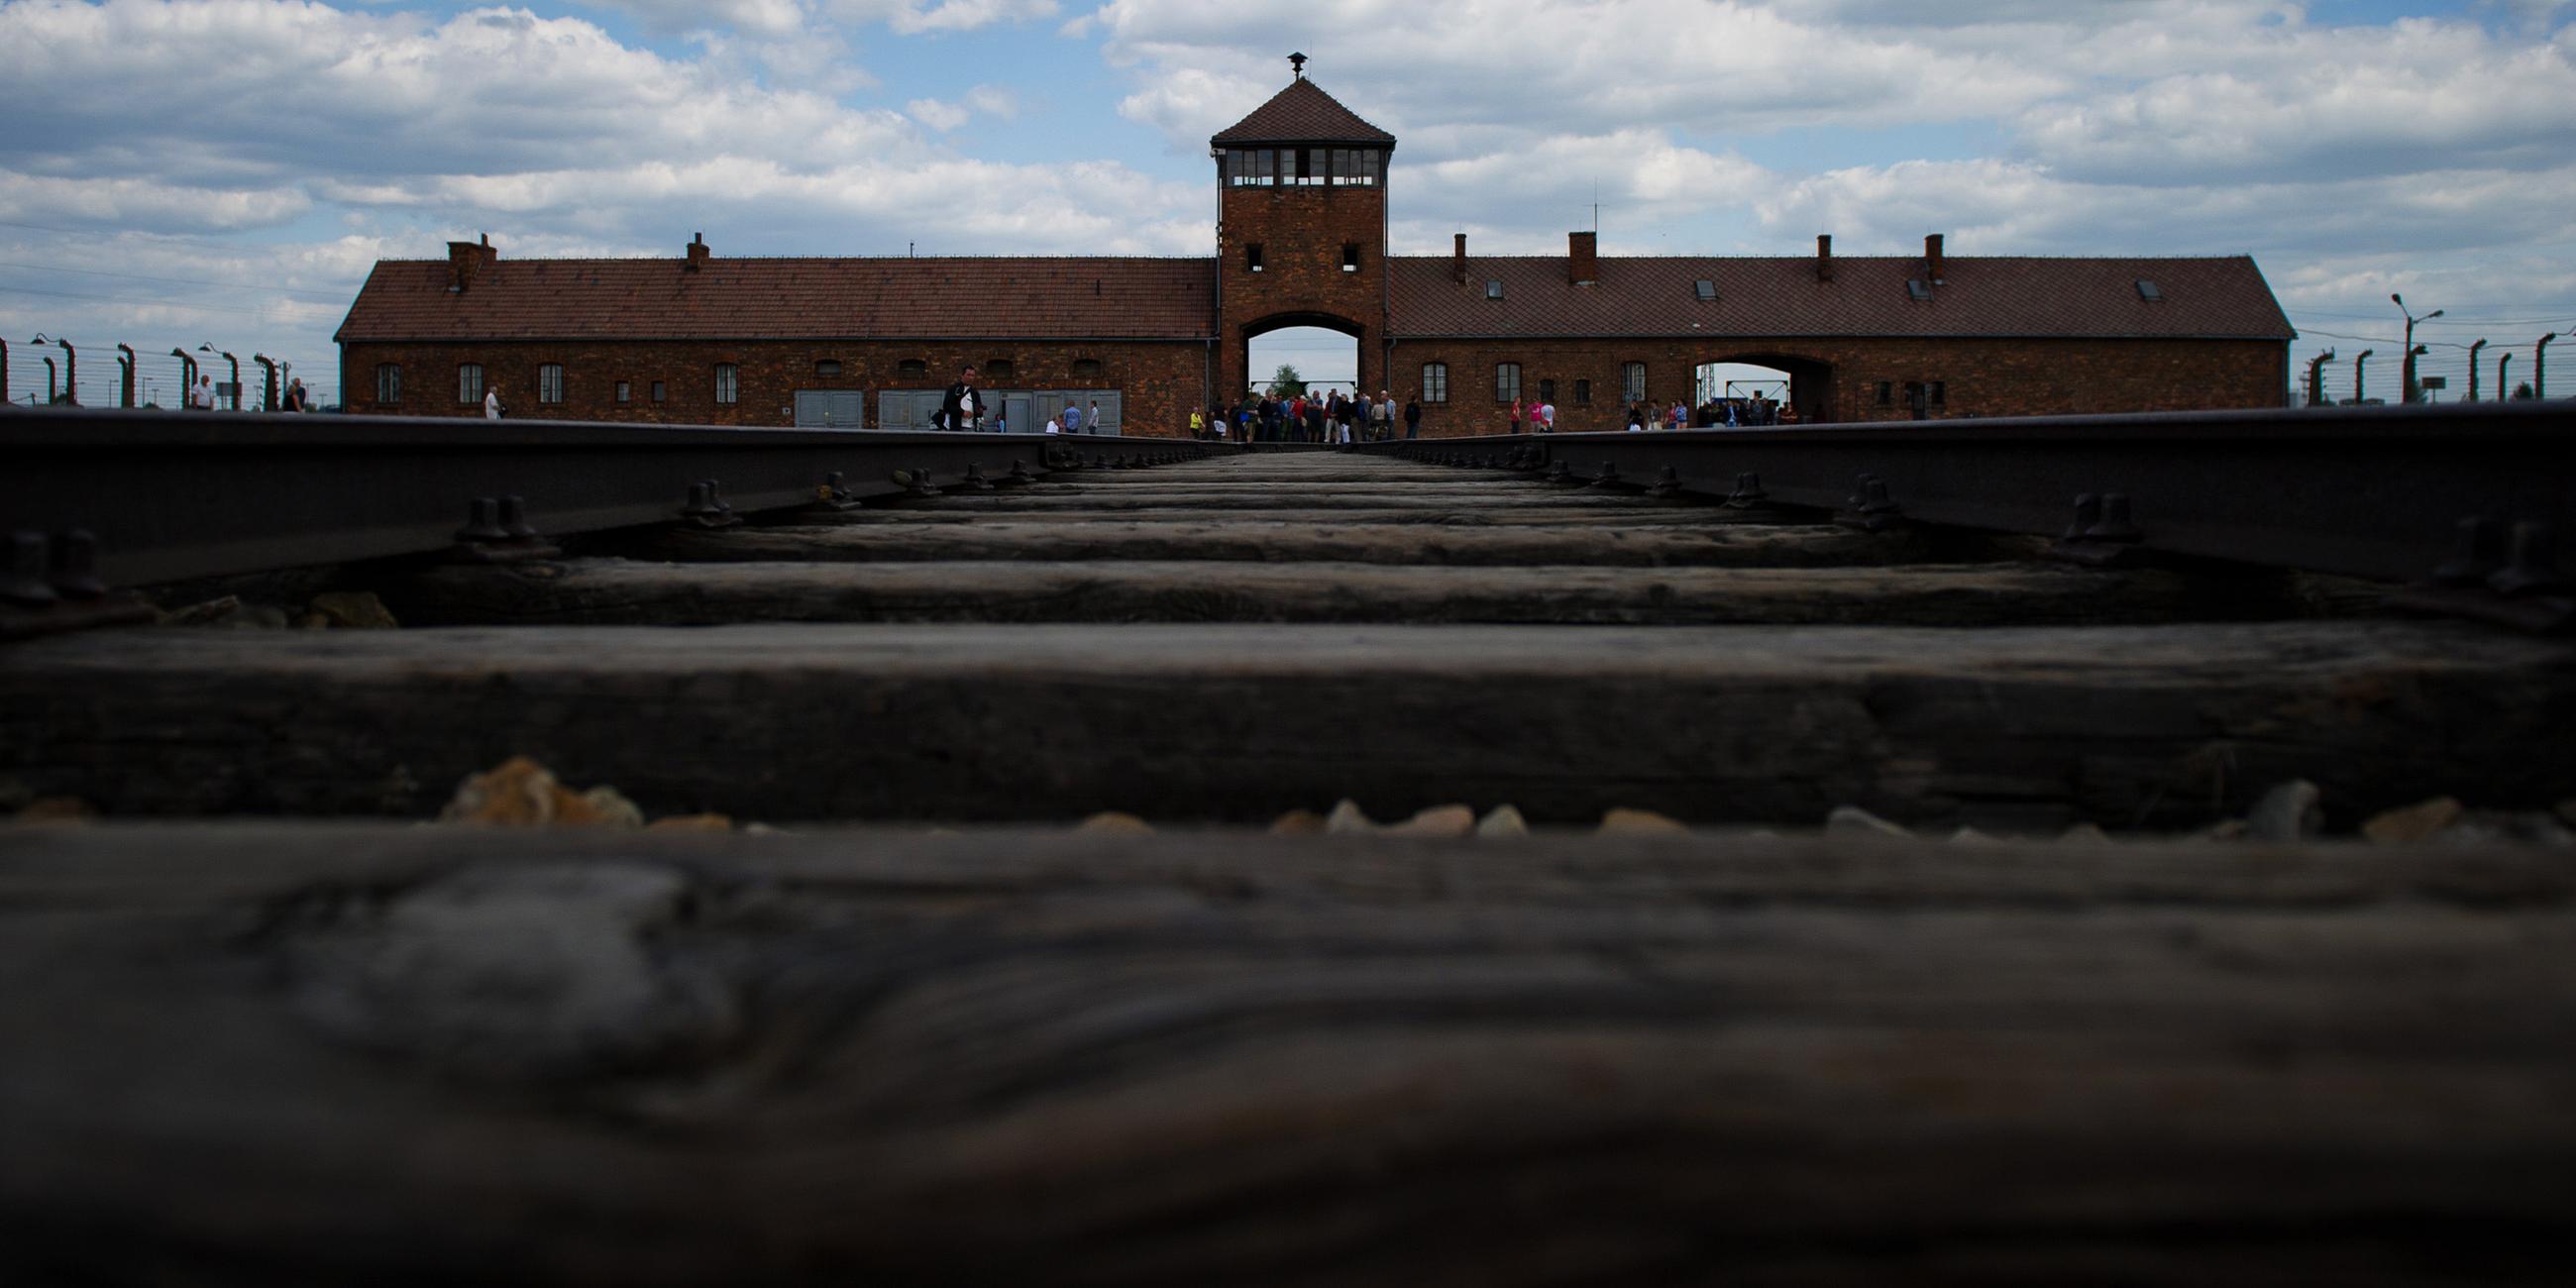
[1361,401,2576,584]
[1,409,1221,586]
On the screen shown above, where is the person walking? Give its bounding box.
[1060,401,1083,434]
[1404,394,1422,439]
[483,385,502,419]
[1508,395,1524,434]
[938,365,983,432]
[1189,407,1205,439]
[1089,399,1106,435]
[1538,396,1556,434]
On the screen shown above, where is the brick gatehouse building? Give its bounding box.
[337,69,2295,436]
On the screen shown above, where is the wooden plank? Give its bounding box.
[609,522,2024,568]
[3,823,2570,1285]
[4,621,2566,829]
[377,560,2340,628]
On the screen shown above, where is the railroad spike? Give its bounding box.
[1588,461,1622,487]
[2488,522,2565,596]
[2064,493,2103,542]
[1858,480,1902,517]
[455,496,511,543]
[1545,460,1577,484]
[2432,516,2506,587]
[1848,474,1880,511]
[1008,460,1035,484]
[497,496,542,541]
[912,465,942,495]
[1646,466,1682,497]
[1726,473,1769,507]
[2084,493,2142,542]
[4,532,58,606]
[679,481,741,529]
[963,463,995,491]
[47,529,106,600]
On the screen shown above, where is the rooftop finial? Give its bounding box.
[1288,52,1307,80]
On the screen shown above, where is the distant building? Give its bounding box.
[337,69,2295,435]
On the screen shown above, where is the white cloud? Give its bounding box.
[909,96,972,130]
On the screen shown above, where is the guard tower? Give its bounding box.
[1212,54,1395,401]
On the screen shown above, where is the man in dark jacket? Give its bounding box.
[937,365,983,432]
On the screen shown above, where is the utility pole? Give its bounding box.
[2352,350,2373,405]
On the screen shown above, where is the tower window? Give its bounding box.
[1246,242,1264,272]
[1342,242,1360,272]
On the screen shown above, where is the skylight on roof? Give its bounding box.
[1486,279,1504,300]
[1694,279,1716,300]
[1906,279,1933,302]
[2135,278,2164,302]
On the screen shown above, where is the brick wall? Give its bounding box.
[1385,335,2290,436]
[339,338,1216,437]
[1219,181,1386,399]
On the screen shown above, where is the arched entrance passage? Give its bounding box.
[1693,352,1832,425]
[1237,311,1368,405]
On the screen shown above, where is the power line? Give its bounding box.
[0,261,353,301]
[0,281,331,320]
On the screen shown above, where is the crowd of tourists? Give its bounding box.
[1195,388,1424,443]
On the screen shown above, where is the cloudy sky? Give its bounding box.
[2,0,2570,405]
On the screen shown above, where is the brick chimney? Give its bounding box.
[686,232,710,271]
[1453,232,1467,284]
[1815,234,1834,282]
[1925,233,1945,284]
[1568,230,1598,286]
[447,233,495,292]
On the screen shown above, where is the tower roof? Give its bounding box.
[1211,77,1395,148]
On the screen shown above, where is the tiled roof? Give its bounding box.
[1389,255,2295,341]
[1211,78,1396,147]
[335,257,1220,343]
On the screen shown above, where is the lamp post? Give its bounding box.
[31,333,76,405]
[2468,339,2488,402]
[116,343,136,408]
[2305,349,2335,407]
[2540,333,2559,400]
[169,348,198,405]
[253,354,278,411]
[2393,294,2441,404]
[2352,349,2374,405]
[199,344,240,410]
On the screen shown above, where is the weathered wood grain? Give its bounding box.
[5,621,2566,829]
[605,521,1996,568]
[379,559,2341,628]
[3,823,2571,1286]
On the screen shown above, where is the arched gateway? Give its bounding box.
[1211,67,1394,405]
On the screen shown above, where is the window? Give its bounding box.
[615,380,631,404]
[1485,279,1504,300]
[1071,358,1104,380]
[1929,380,1947,406]
[1342,242,1360,273]
[815,360,841,378]
[713,363,738,405]
[2135,279,2163,302]
[1538,377,1556,403]
[375,363,400,403]
[1906,279,1934,302]
[984,358,1014,380]
[1330,148,1377,186]
[458,363,483,404]
[898,359,927,378]
[1876,380,1893,405]
[1293,147,1324,186]
[1226,148,1278,187]
[651,380,667,403]
[1573,378,1591,404]
[1621,362,1647,403]
[1694,279,1717,300]
[538,363,564,404]
[1494,363,1522,402]
[1246,242,1264,272]
[1421,362,1449,404]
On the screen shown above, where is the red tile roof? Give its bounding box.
[1389,255,2295,341]
[1211,79,1396,147]
[336,257,1220,343]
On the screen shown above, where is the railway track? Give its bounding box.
[5,405,2575,1284]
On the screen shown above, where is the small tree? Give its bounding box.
[2514,381,2537,400]
[1264,364,1307,399]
